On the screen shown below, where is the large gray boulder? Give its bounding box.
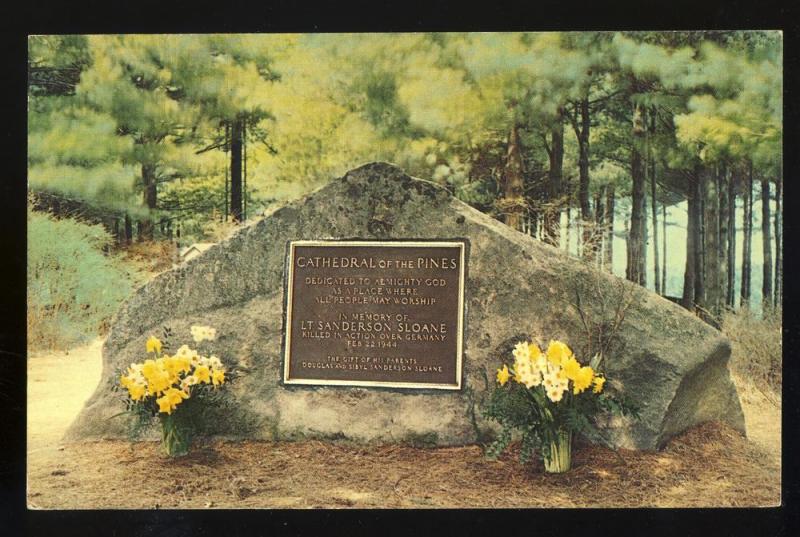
[67,162,745,450]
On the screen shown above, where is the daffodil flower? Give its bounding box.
[212,369,225,387]
[191,325,217,343]
[146,336,162,354]
[572,366,595,394]
[592,375,605,394]
[546,340,573,367]
[194,364,211,384]
[496,365,510,386]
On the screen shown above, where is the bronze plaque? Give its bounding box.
[283,240,466,389]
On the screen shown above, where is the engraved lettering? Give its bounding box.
[284,241,466,389]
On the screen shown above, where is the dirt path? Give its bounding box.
[731,372,781,468]
[27,338,104,454]
[27,341,781,509]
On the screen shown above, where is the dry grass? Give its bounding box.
[723,307,782,401]
[27,303,67,352]
[201,216,240,243]
[121,240,179,275]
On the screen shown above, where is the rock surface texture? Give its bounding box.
[67,162,745,450]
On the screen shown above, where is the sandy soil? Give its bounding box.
[26,340,781,509]
[731,372,782,469]
[27,338,104,458]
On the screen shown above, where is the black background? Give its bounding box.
[2,1,798,536]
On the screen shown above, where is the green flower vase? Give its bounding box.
[542,429,572,473]
[159,413,192,457]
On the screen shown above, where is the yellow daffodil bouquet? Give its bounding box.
[483,339,638,473]
[115,325,229,457]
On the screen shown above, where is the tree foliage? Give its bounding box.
[27,31,783,312]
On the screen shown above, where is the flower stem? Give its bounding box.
[543,429,572,473]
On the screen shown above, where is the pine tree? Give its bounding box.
[626,101,647,286]
[703,165,722,319]
[76,36,201,239]
[761,175,773,309]
[741,163,753,307]
[726,166,737,307]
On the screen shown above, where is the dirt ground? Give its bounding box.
[26,339,781,509]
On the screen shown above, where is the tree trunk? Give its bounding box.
[682,175,701,310]
[702,166,721,320]
[576,98,593,260]
[647,107,661,294]
[642,191,649,282]
[740,162,753,308]
[113,217,121,245]
[594,187,604,226]
[139,162,157,240]
[726,167,736,307]
[565,204,572,254]
[662,202,667,295]
[594,186,605,268]
[604,185,615,273]
[528,211,538,238]
[650,154,660,294]
[626,103,646,286]
[230,117,244,223]
[774,171,782,307]
[124,213,133,245]
[243,118,248,222]
[502,122,526,231]
[556,193,568,251]
[696,172,706,309]
[537,214,544,240]
[718,165,729,310]
[224,123,229,222]
[761,174,773,309]
[544,116,564,246]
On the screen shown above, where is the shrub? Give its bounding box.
[27,207,140,350]
[722,307,782,394]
